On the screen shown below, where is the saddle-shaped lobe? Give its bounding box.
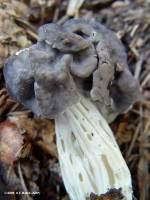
[63,19,140,114]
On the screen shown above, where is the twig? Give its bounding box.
[126,123,141,158]
[138,107,150,200]
[53,8,60,22]
[57,14,69,25]
[134,57,143,79]
[131,109,150,119]
[130,24,139,37]
[141,71,150,87]
[18,161,29,194]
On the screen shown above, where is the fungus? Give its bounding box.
[3,19,140,200]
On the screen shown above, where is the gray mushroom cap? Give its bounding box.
[70,44,97,78]
[38,23,90,53]
[3,19,140,120]
[3,49,40,115]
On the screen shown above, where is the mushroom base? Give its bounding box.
[55,96,133,200]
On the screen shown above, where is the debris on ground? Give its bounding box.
[0,0,150,199]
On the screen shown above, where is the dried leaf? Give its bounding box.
[0,121,24,165]
[9,115,57,158]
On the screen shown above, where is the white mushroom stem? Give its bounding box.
[55,96,133,200]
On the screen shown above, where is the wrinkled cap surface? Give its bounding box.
[3,19,140,120]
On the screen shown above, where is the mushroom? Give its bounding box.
[3,19,139,200]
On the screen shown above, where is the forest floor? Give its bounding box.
[0,0,150,200]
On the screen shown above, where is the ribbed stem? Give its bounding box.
[55,96,132,200]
